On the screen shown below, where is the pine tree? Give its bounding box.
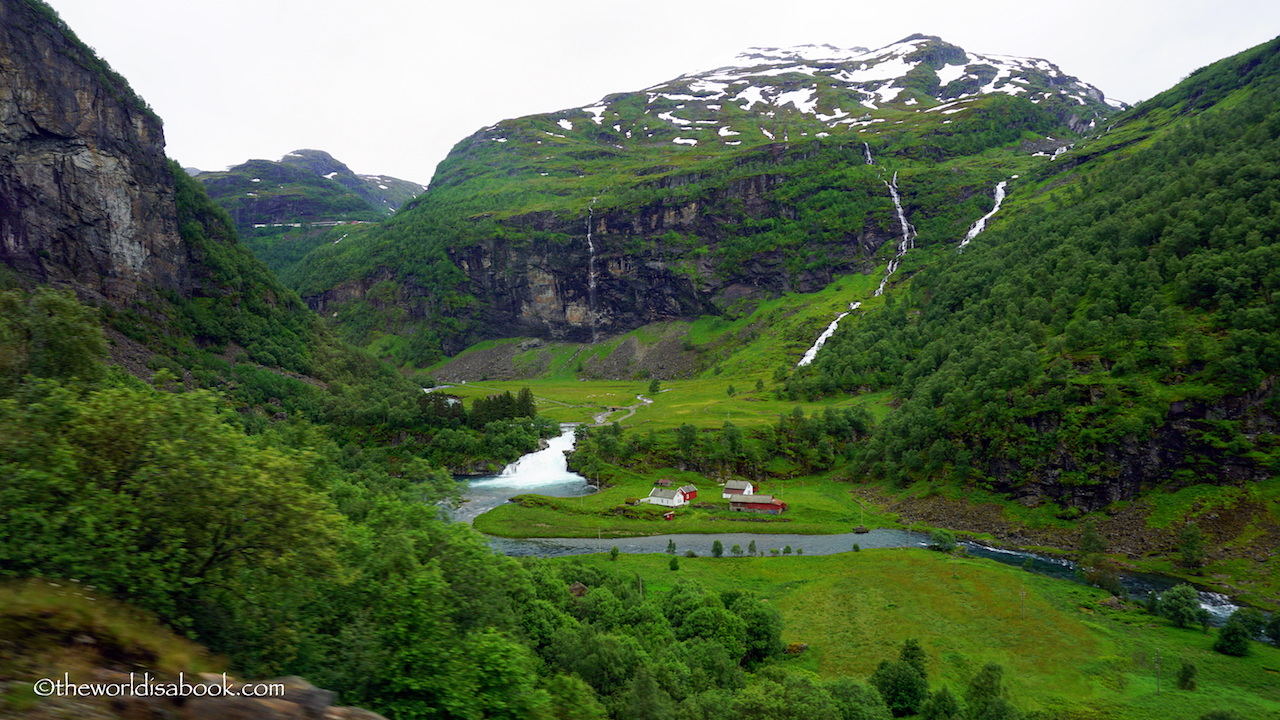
[1078,521,1106,558]
[900,638,928,681]
[1179,522,1207,569]
[516,386,536,417]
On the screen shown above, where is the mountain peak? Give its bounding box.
[692,44,874,74]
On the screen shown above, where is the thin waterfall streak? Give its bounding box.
[958,180,1008,249]
[875,172,914,297]
[797,302,861,367]
[586,197,599,344]
[863,142,874,165]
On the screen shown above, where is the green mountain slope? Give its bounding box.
[281,36,1121,360]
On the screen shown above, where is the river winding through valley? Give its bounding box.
[457,426,1241,621]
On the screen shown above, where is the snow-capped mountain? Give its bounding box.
[472,34,1123,156]
[685,36,1122,109]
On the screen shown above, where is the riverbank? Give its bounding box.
[474,475,1278,610]
[458,424,1277,612]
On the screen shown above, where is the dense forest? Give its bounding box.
[0,285,938,720]
[785,37,1280,500]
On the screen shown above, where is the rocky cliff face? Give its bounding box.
[308,167,893,350]
[0,0,189,301]
[458,185,886,344]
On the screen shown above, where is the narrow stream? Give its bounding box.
[457,429,1242,622]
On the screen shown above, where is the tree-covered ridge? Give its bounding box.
[784,36,1280,500]
[78,163,547,473]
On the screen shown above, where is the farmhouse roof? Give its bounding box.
[732,494,781,504]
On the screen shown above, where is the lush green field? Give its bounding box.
[561,550,1280,720]
[473,471,897,538]
[437,376,890,429]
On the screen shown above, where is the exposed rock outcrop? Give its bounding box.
[0,0,190,301]
[985,377,1278,510]
[307,168,893,351]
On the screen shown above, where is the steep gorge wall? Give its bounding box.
[0,0,189,300]
[308,170,894,349]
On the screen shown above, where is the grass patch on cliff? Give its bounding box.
[687,270,886,379]
[0,579,221,681]
[559,550,1280,720]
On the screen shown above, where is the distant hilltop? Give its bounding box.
[194,149,424,234]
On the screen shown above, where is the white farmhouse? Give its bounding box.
[640,487,685,508]
[722,480,754,500]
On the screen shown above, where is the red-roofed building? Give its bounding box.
[729,494,787,515]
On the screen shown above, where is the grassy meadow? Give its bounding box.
[438,376,890,429]
[473,469,896,538]
[561,549,1280,720]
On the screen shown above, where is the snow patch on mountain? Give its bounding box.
[515,34,1123,152]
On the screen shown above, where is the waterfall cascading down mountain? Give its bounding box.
[958,180,1009,249]
[874,172,915,297]
[586,197,600,343]
[797,301,861,367]
[863,142,875,165]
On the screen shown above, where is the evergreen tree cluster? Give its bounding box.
[572,405,872,479]
[469,387,538,427]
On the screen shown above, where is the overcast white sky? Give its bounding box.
[46,0,1280,184]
